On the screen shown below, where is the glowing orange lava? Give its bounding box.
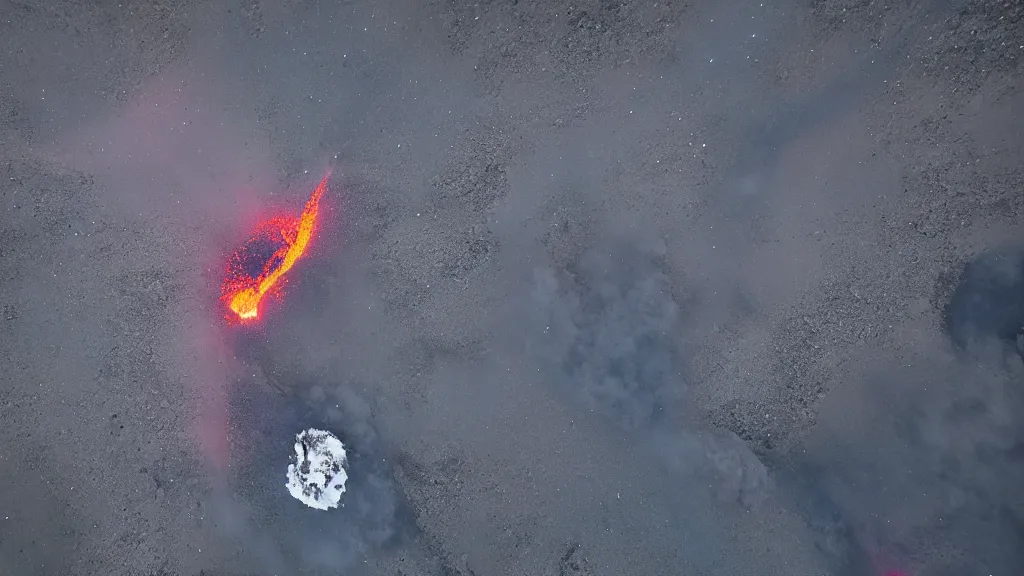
[221,175,328,322]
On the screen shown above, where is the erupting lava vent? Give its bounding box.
[221,175,328,322]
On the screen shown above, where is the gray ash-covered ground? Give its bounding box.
[1,0,1022,575]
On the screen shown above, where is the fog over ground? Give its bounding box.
[0,0,1021,575]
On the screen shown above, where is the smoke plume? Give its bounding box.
[531,242,771,509]
[210,335,420,576]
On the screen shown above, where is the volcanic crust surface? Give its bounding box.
[0,1,1022,576]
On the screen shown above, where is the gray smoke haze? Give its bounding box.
[763,249,1024,576]
[525,238,1024,575]
[946,247,1024,356]
[786,344,1024,575]
[3,0,1022,574]
[532,244,683,431]
[209,347,420,576]
[34,1,475,573]
[530,242,771,509]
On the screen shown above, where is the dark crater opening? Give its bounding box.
[229,232,287,280]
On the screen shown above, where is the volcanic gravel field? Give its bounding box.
[1,1,1022,575]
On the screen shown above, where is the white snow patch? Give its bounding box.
[285,428,349,511]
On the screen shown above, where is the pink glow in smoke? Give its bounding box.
[189,319,233,473]
[52,66,282,474]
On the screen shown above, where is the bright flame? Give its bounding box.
[221,174,328,322]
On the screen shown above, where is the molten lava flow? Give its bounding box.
[221,175,328,322]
